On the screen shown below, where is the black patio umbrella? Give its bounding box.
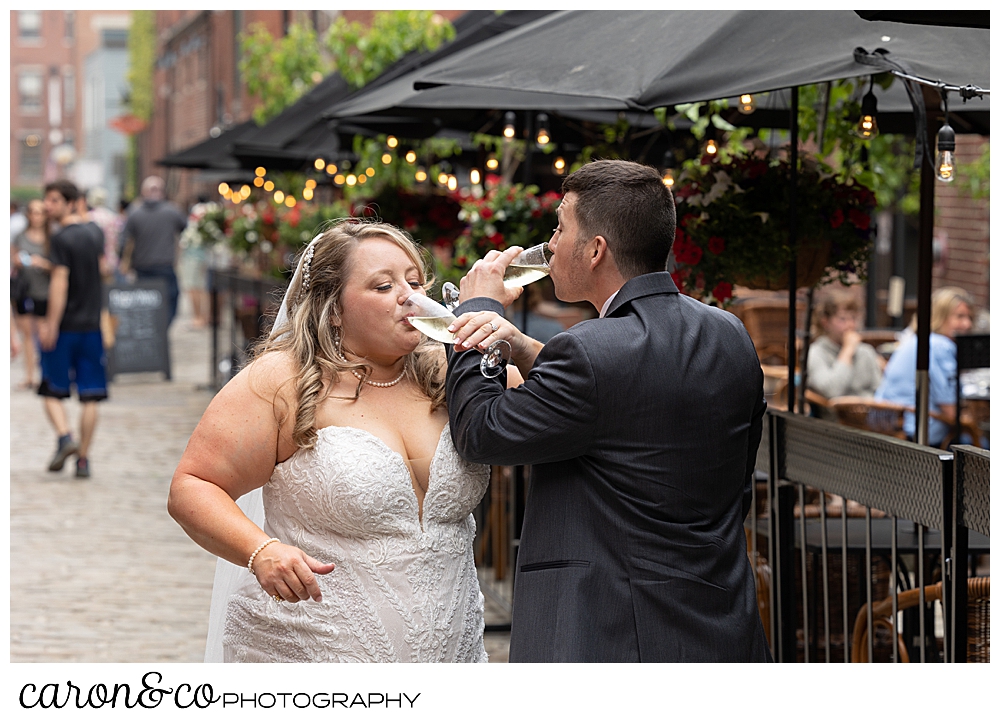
[156,119,259,170]
[364,10,989,441]
[229,10,556,172]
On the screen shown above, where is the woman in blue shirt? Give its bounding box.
[875,287,975,446]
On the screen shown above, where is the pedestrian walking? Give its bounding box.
[119,176,188,326]
[38,179,108,479]
[11,198,53,389]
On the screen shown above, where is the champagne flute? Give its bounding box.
[503,242,552,288]
[403,291,511,379]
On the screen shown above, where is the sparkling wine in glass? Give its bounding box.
[503,242,552,289]
[403,290,510,378]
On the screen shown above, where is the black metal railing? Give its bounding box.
[751,410,990,663]
[207,268,287,390]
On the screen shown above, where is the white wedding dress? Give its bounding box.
[220,423,490,663]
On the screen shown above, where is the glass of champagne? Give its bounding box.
[403,291,511,379]
[440,243,552,308]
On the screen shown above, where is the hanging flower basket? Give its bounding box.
[670,155,876,307]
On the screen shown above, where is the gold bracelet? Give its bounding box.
[247,537,280,574]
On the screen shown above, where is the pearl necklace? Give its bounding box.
[336,350,407,388]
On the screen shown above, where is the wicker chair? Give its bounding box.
[830,397,910,439]
[851,577,990,662]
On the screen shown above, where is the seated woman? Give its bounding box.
[875,287,974,447]
[169,220,516,662]
[806,295,883,417]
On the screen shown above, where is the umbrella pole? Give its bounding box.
[914,90,939,446]
[787,86,799,412]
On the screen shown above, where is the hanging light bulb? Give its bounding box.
[305,179,317,189]
[470,168,481,185]
[284,196,296,207]
[303,188,314,201]
[381,153,392,165]
[345,174,357,186]
[486,153,499,171]
[415,167,428,183]
[273,190,285,204]
[365,167,375,177]
[437,171,450,186]
[447,175,458,191]
[535,113,550,145]
[404,150,417,164]
[325,162,337,175]
[661,149,676,187]
[503,111,516,140]
[314,158,326,171]
[854,78,879,139]
[263,180,275,192]
[737,93,756,114]
[333,174,345,185]
[386,135,398,149]
[254,166,266,177]
[936,123,956,183]
[704,136,718,157]
[552,156,566,175]
[253,177,264,188]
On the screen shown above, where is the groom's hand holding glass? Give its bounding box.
[449,246,545,377]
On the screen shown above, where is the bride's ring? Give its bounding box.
[489,320,499,333]
[272,594,283,603]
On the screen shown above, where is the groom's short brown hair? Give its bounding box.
[562,159,675,280]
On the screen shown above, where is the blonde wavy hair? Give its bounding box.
[252,218,445,450]
[906,286,975,334]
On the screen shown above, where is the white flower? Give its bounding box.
[495,210,508,221]
[483,223,497,237]
[457,209,468,221]
[469,212,480,224]
[246,230,258,243]
[260,241,273,253]
[753,212,770,224]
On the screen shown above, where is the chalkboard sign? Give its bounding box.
[103,279,172,380]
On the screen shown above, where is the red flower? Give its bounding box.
[670,271,685,291]
[708,236,725,255]
[531,209,542,218]
[673,239,702,266]
[829,208,844,229]
[680,213,698,228]
[480,207,494,220]
[434,236,452,248]
[456,255,468,267]
[262,209,275,226]
[488,232,504,247]
[674,228,687,245]
[286,207,301,228]
[848,209,870,230]
[712,281,733,302]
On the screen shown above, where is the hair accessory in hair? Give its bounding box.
[297,235,322,302]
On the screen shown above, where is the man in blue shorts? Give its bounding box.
[38,179,108,478]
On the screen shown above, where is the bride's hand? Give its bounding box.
[449,311,544,377]
[251,542,336,603]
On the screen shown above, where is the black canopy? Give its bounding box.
[156,120,258,170]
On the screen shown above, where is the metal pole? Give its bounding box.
[787,87,799,412]
[915,88,940,445]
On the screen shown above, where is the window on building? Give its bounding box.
[18,11,42,39]
[102,29,128,48]
[20,136,44,180]
[63,68,76,114]
[65,11,75,41]
[18,71,44,113]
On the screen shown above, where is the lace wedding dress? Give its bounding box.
[221,423,490,662]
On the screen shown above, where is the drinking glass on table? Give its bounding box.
[403,290,511,379]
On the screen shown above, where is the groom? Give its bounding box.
[445,159,771,662]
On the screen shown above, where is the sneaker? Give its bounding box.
[48,435,79,472]
[75,457,90,479]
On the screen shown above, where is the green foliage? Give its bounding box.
[126,10,156,121]
[324,11,455,89]
[957,142,990,200]
[240,22,326,125]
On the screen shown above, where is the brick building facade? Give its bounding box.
[10,10,130,198]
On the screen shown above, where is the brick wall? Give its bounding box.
[932,134,990,311]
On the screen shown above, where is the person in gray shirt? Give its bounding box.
[119,176,188,326]
[806,295,884,416]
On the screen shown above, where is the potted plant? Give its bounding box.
[670,154,876,307]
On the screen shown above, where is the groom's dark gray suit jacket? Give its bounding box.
[446,272,771,662]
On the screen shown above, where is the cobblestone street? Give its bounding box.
[9,303,510,663]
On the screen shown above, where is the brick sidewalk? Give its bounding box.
[9,304,510,662]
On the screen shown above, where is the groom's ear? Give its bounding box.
[589,235,610,270]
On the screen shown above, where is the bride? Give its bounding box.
[169,220,512,662]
